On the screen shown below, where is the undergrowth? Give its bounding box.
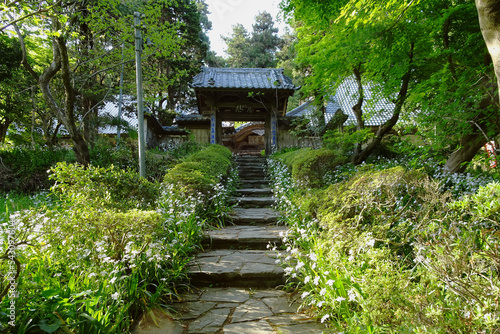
[0,144,237,333]
[269,153,500,333]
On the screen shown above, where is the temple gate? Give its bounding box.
[190,68,298,154]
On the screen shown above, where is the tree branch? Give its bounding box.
[0,0,64,32]
[7,16,39,80]
[379,0,416,35]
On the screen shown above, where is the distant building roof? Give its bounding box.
[175,114,211,126]
[161,125,188,135]
[98,97,187,136]
[99,98,138,134]
[286,102,312,117]
[235,121,264,132]
[191,67,298,91]
[287,77,394,127]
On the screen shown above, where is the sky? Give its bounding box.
[204,0,289,58]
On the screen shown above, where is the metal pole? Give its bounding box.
[134,12,146,178]
[117,42,125,145]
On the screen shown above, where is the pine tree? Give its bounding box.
[249,12,282,68]
[223,11,283,68]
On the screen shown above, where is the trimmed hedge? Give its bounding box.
[163,144,232,195]
[273,147,348,188]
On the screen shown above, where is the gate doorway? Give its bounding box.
[223,121,265,155]
[190,68,298,155]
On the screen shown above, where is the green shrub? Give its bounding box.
[0,203,201,333]
[90,137,199,182]
[49,162,159,211]
[163,144,232,196]
[162,139,203,161]
[273,147,348,188]
[0,145,237,333]
[271,156,500,333]
[314,166,448,260]
[90,137,137,169]
[323,127,374,155]
[0,146,74,192]
[410,182,500,332]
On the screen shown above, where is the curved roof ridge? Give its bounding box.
[191,67,297,90]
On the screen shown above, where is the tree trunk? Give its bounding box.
[0,119,11,143]
[351,65,365,159]
[444,132,488,173]
[13,20,90,165]
[72,132,91,166]
[83,97,99,145]
[352,43,414,165]
[476,0,500,93]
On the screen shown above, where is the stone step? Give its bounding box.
[236,188,273,196]
[237,160,267,166]
[239,179,270,188]
[231,196,276,207]
[237,158,266,163]
[230,208,279,225]
[202,225,287,250]
[238,166,267,173]
[235,162,266,166]
[238,172,267,179]
[239,177,269,184]
[188,250,286,287]
[238,167,267,174]
[234,155,266,161]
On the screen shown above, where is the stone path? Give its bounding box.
[134,155,326,334]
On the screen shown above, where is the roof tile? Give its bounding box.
[286,77,394,127]
[191,67,297,90]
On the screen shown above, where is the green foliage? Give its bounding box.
[269,155,500,333]
[89,137,204,182]
[2,0,213,163]
[282,0,498,169]
[450,181,500,222]
[163,144,232,196]
[0,144,237,333]
[162,139,203,161]
[315,166,447,261]
[223,11,283,68]
[0,34,22,82]
[144,0,210,112]
[0,146,75,192]
[49,162,159,211]
[323,128,374,156]
[0,202,201,333]
[273,147,348,188]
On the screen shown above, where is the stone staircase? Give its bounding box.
[134,155,326,334]
[191,154,285,288]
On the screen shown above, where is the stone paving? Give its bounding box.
[134,155,326,333]
[136,287,326,334]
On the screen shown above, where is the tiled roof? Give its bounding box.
[286,101,312,117]
[98,98,138,134]
[286,77,394,127]
[191,67,297,90]
[175,114,211,124]
[162,125,188,134]
[333,77,394,126]
[98,97,186,135]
